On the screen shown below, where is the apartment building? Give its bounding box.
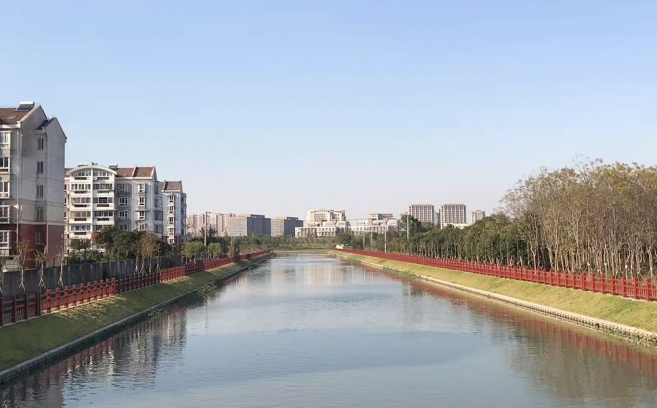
[226,214,271,237]
[271,217,303,237]
[440,204,467,227]
[407,204,436,225]
[306,209,346,224]
[0,102,67,267]
[65,164,164,248]
[162,181,186,249]
[471,210,486,223]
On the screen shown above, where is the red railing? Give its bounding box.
[0,250,271,328]
[337,249,657,302]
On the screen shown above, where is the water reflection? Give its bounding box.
[1,302,192,408]
[2,255,657,408]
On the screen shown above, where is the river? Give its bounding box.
[2,254,657,407]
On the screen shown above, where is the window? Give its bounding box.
[138,224,147,231]
[0,181,9,197]
[168,227,175,236]
[138,196,146,206]
[0,157,9,171]
[168,195,175,203]
[0,231,9,247]
[138,211,146,220]
[154,197,160,208]
[117,183,130,192]
[37,138,45,150]
[0,206,9,221]
[119,197,129,206]
[94,211,113,218]
[36,184,44,198]
[119,210,128,219]
[168,216,175,224]
[37,161,44,174]
[138,184,147,193]
[94,197,113,204]
[71,197,91,204]
[0,132,10,148]
[36,207,44,221]
[119,224,128,231]
[168,238,175,245]
[93,183,113,191]
[154,185,159,194]
[35,232,43,245]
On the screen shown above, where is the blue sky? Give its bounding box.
[3,1,656,219]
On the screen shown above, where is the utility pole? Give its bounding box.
[384,227,387,253]
[204,211,210,259]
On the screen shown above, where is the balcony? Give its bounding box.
[72,203,91,208]
[0,192,9,199]
[95,217,114,223]
[71,217,89,223]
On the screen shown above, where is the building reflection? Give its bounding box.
[0,304,190,408]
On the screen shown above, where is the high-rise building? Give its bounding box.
[440,204,467,227]
[65,164,165,249]
[306,209,346,225]
[271,217,303,237]
[186,213,235,237]
[471,210,486,224]
[368,213,394,223]
[227,214,271,237]
[407,204,436,224]
[161,181,186,250]
[0,102,67,267]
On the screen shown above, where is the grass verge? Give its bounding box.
[0,256,269,373]
[336,252,657,333]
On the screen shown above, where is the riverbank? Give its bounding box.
[335,252,657,345]
[0,254,273,382]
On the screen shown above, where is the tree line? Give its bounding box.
[359,160,657,279]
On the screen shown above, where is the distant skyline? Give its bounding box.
[3,1,657,219]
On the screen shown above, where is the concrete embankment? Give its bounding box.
[0,253,274,384]
[335,252,657,346]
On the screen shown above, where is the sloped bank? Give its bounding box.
[335,252,657,346]
[0,253,274,384]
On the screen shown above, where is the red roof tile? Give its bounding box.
[0,107,32,125]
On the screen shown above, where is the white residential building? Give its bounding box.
[440,204,467,227]
[162,181,186,250]
[0,102,67,267]
[65,164,164,249]
[407,204,436,225]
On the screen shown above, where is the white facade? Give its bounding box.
[306,209,346,224]
[440,204,467,227]
[65,165,164,248]
[408,204,436,225]
[471,210,486,223]
[162,181,186,248]
[0,102,67,266]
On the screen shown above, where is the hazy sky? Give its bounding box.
[3,1,656,220]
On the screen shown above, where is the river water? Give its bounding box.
[2,254,657,407]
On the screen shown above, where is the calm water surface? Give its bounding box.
[2,254,657,407]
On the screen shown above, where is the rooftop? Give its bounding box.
[0,104,36,125]
[161,180,183,192]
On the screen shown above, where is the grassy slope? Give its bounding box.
[0,258,265,372]
[337,252,657,333]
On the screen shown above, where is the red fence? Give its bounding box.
[338,249,657,302]
[0,250,271,328]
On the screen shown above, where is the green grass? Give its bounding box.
[336,252,657,333]
[0,257,269,373]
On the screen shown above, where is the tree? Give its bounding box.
[138,233,160,273]
[183,241,205,260]
[207,242,226,259]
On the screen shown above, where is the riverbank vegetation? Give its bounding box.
[337,252,657,334]
[353,160,657,279]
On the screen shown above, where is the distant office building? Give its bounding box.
[271,217,303,237]
[306,209,346,224]
[368,213,393,223]
[471,210,486,224]
[407,204,436,224]
[227,214,271,237]
[186,212,235,237]
[440,204,467,227]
